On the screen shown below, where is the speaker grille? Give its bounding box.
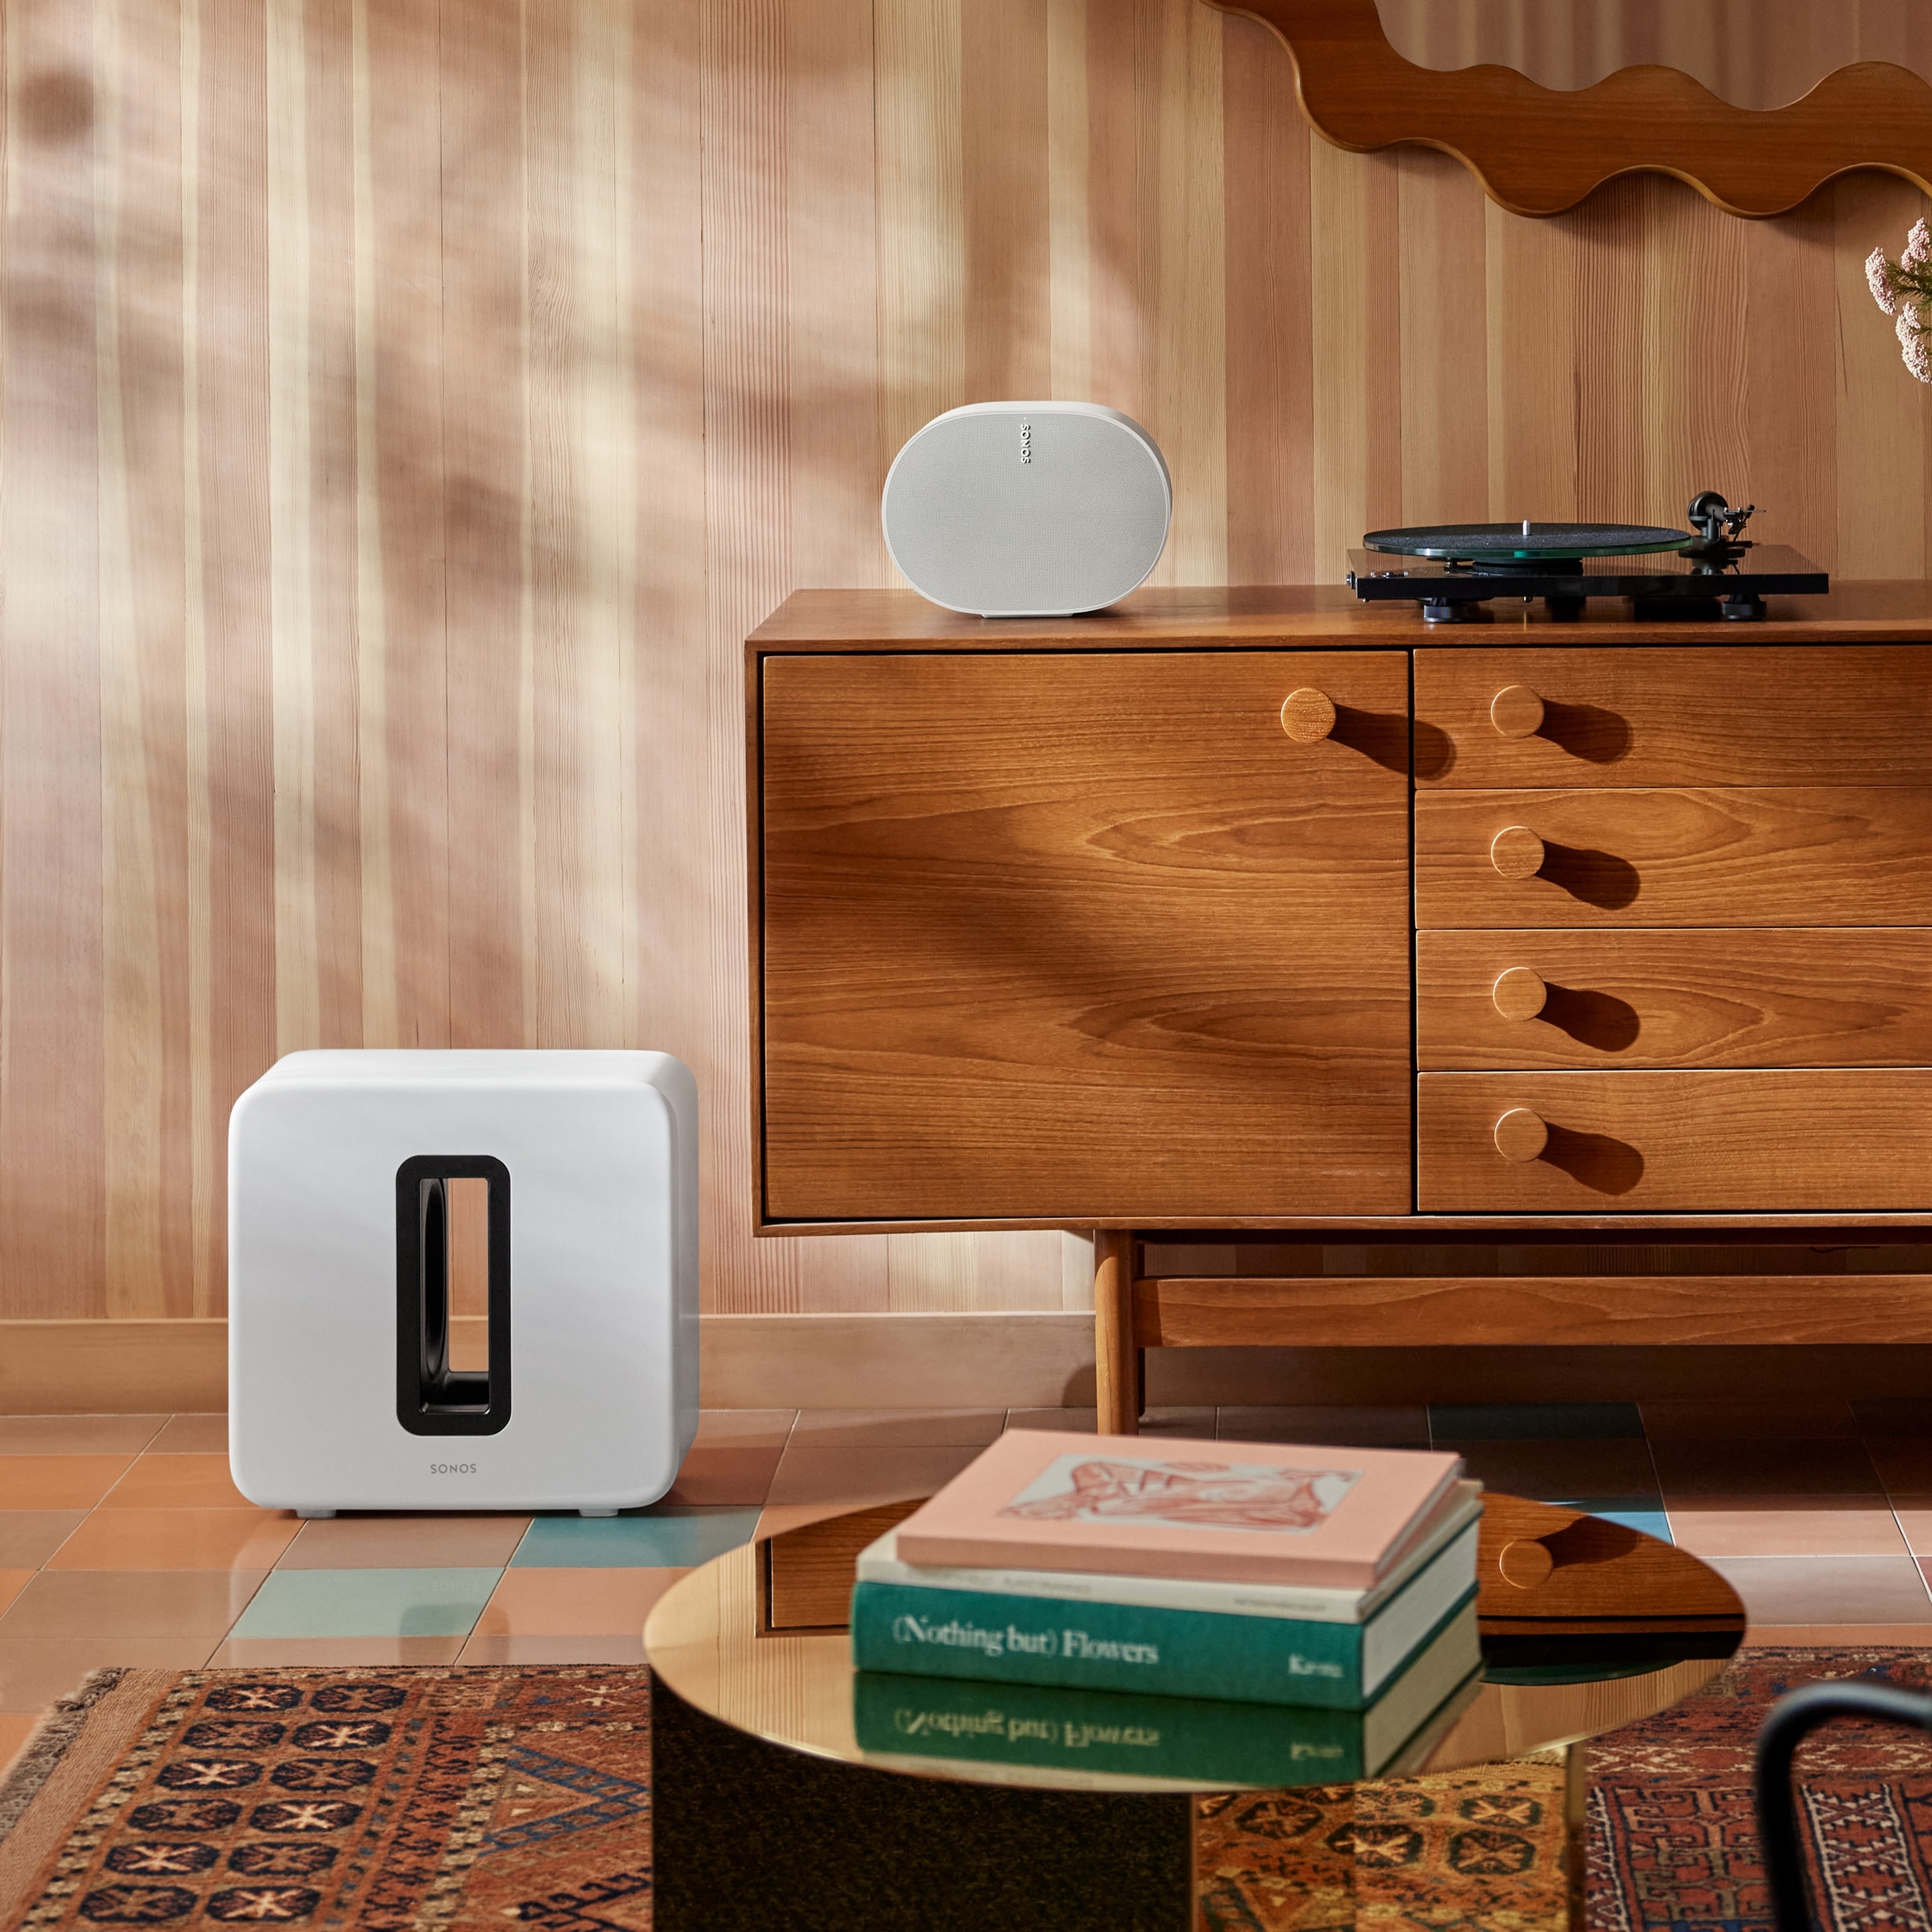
[883,407,1171,616]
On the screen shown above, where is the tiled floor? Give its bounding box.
[3,1396,1930,1777]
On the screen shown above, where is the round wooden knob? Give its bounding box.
[1280,689,1336,743]
[1490,826,1546,879]
[1492,967,1548,1021]
[1494,1108,1549,1162]
[1497,1538,1555,1589]
[1490,684,1545,739]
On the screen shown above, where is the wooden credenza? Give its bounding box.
[748,587,1932,1432]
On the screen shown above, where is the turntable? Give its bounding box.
[1346,492,1827,623]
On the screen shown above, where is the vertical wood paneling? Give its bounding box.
[440,0,528,1053]
[10,0,1932,1324]
[1045,0,1091,405]
[1221,11,1311,583]
[4,0,108,1317]
[1396,149,1487,525]
[962,0,1049,401]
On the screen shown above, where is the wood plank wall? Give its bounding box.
[4,0,1931,1323]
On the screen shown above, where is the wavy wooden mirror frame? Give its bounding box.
[1208,0,1932,218]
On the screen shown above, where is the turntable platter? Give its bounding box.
[1363,521,1692,560]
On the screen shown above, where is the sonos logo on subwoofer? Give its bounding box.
[1019,419,1032,465]
[430,1463,477,1475]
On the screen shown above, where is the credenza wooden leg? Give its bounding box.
[1094,1230,1138,1436]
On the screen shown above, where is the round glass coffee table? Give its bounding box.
[644,1492,1743,1932]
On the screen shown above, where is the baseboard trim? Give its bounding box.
[0,1314,1100,1415]
[14,1315,1931,1417]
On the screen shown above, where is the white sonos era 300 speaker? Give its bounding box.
[228,1049,698,1517]
[882,401,1171,617]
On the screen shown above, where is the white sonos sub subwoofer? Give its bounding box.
[228,1049,698,1518]
[881,401,1171,617]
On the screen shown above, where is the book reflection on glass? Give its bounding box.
[853,1599,1482,1793]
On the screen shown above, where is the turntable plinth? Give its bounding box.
[748,587,1932,1434]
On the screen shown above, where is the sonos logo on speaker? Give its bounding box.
[882,401,1171,617]
[430,1462,477,1475]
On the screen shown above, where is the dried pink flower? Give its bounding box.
[1900,304,1919,344]
[1906,218,1932,267]
[1869,247,1899,313]
[1903,331,1932,382]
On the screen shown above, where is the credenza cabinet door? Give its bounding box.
[757,651,1412,1222]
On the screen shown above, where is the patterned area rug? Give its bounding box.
[0,1666,651,1928]
[1197,1764,1570,1932]
[1196,1649,1932,1932]
[3,1651,1929,1929]
[1590,1647,1932,1932]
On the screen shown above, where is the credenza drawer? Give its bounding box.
[1418,1071,1932,1212]
[1415,646,1932,788]
[1414,787,1932,927]
[1418,930,1932,1069]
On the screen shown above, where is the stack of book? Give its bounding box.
[850,1429,1483,1788]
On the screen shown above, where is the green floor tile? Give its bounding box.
[511,1507,761,1568]
[228,1567,502,1638]
[1550,1496,1673,1543]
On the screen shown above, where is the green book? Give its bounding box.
[849,1562,1477,1710]
[852,1607,1482,1790]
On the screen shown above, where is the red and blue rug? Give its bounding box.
[1590,1647,1932,1932]
[1,1649,1927,1929]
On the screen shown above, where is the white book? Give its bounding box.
[858,1478,1482,1628]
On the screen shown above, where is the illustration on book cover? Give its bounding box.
[997,1456,1362,1535]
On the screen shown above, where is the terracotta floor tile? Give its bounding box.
[762,1444,980,1522]
[1665,1501,1908,1560]
[0,1638,216,1712]
[1431,1438,1659,1501]
[1862,1438,1932,1495]
[205,1636,466,1666]
[692,1410,795,1450]
[0,1513,87,1568]
[1702,1555,1932,1625]
[1649,1438,1881,1497]
[144,1415,229,1454]
[457,1633,646,1664]
[788,1409,1007,1448]
[0,1457,136,1510]
[1218,1406,1431,1447]
[0,1571,33,1616]
[1004,1409,1099,1434]
[276,1514,531,1570]
[0,1569,267,1639]
[47,1508,300,1572]
[1138,1409,1221,1439]
[0,1711,38,1771]
[1744,1623,1932,1646]
[659,1448,780,1507]
[0,1417,167,1456]
[1884,1496,1932,1556]
[99,1453,253,1509]
[1638,1400,1857,1440]
[474,1567,688,1637]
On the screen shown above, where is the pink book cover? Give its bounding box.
[893,1431,1468,1589]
